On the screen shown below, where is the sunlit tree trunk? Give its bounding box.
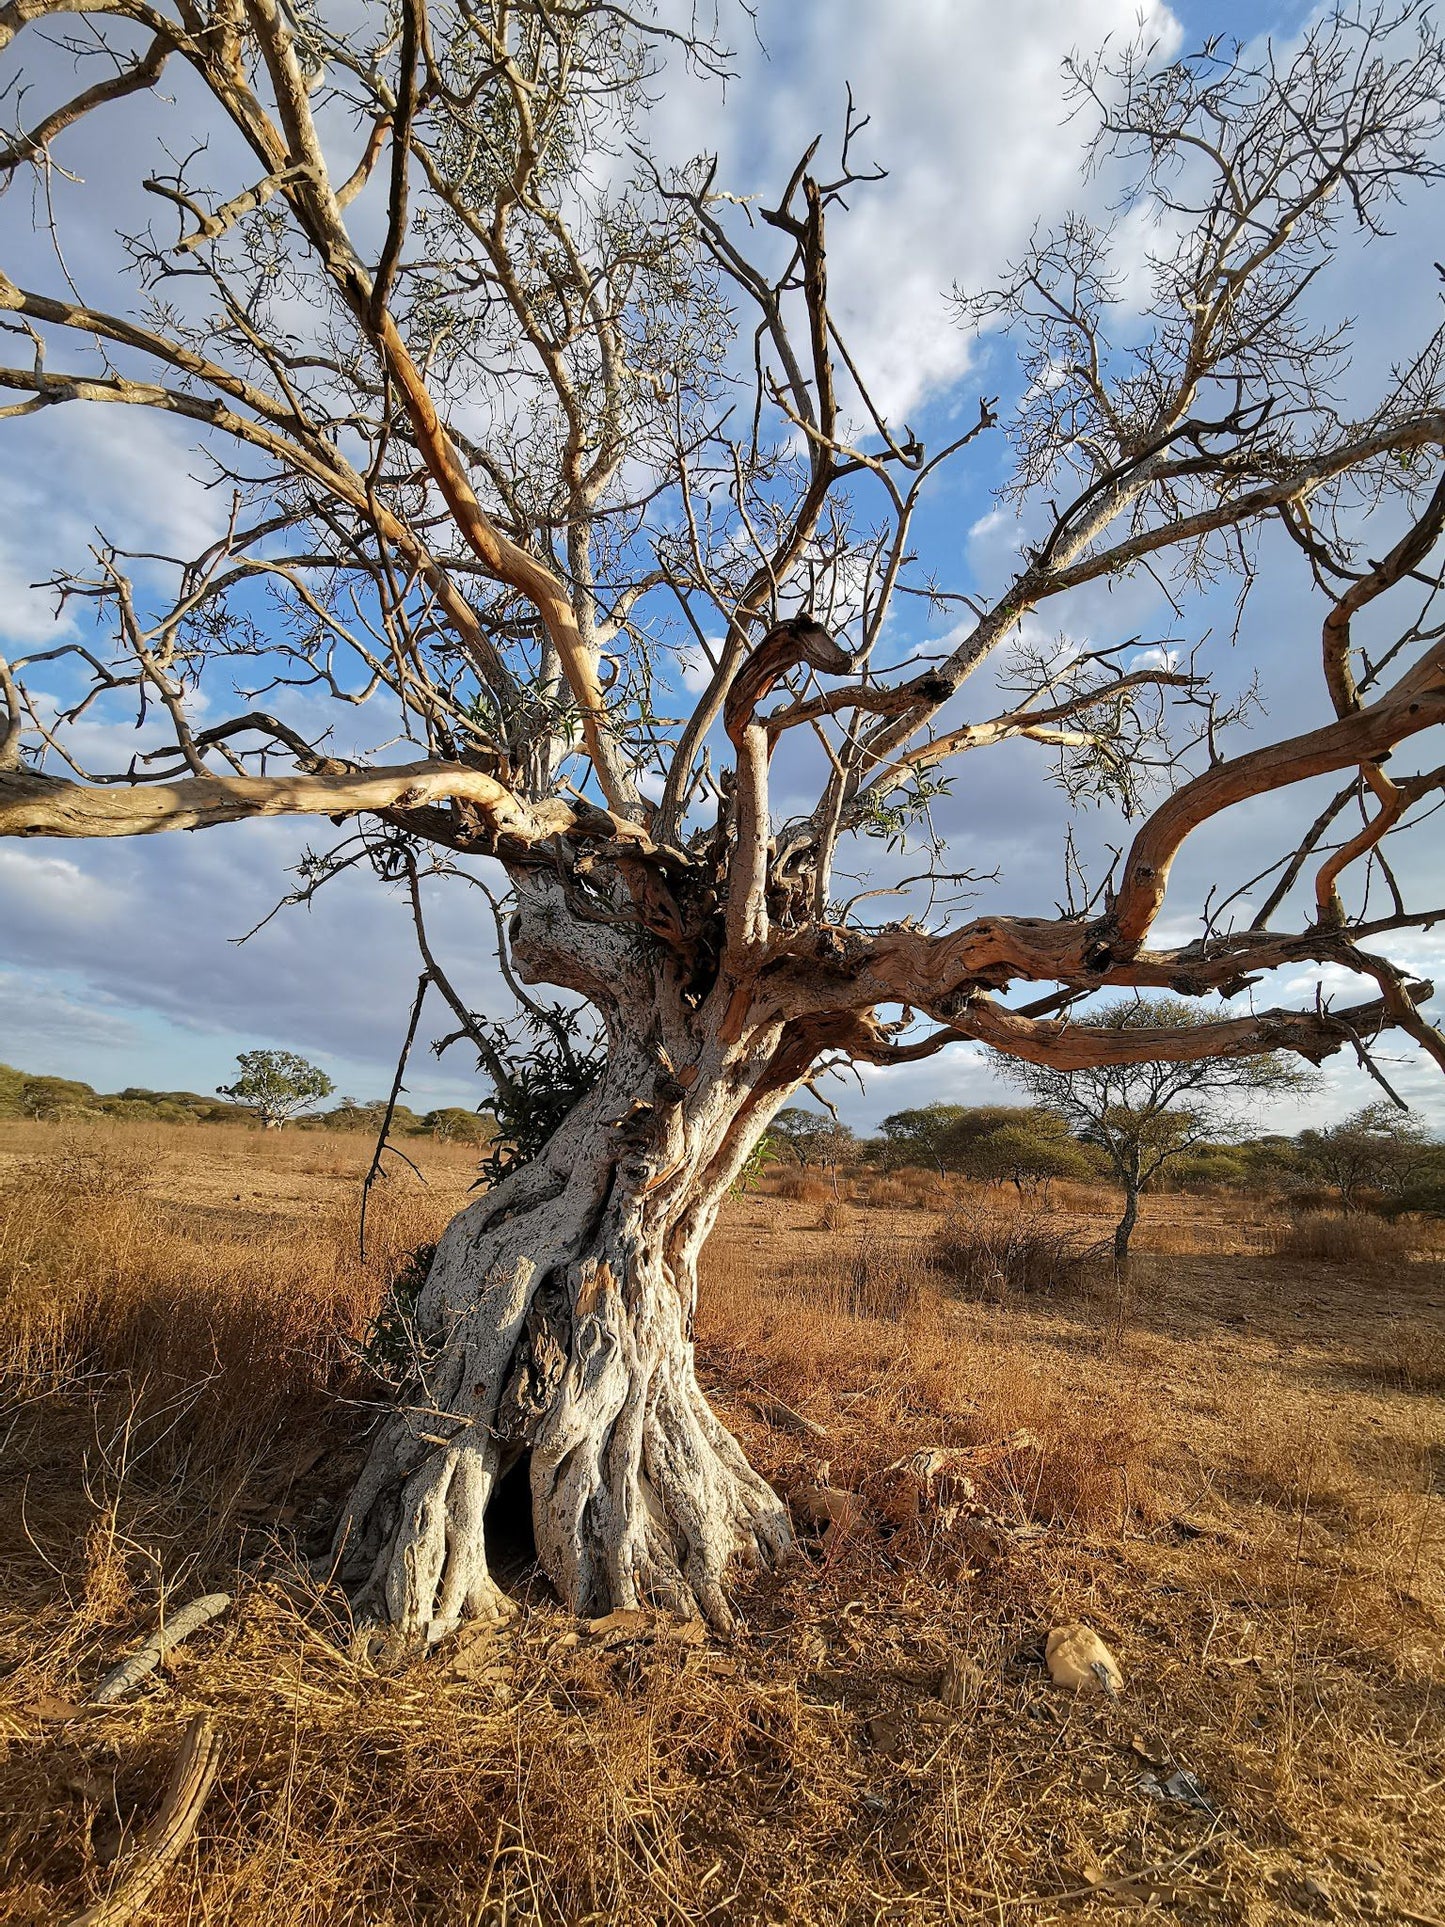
[333,886,799,1641]
[3,0,1443,1648]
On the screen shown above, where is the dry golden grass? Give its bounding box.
[928,1202,1106,1299]
[1,1123,1443,1923]
[772,1167,832,1206]
[1266,1210,1418,1267]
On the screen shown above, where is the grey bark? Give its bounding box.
[333,880,798,1642]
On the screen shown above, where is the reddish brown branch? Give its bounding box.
[1110,644,1445,951]
[944,988,1410,1073]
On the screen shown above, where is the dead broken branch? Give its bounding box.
[88,1593,231,1705]
[63,1714,220,1927]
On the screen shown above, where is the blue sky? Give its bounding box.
[3,0,1444,1134]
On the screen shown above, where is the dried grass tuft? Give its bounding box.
[0,1124,456,1498]
[773,1169,830,1205]
[1266,1211,1418,1267]
[817,1197,848,1235]
[2,1118,1443,1923]
[929,1203,1104,1298]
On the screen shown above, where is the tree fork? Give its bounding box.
[4,1,1445,1650]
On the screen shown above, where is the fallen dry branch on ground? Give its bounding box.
[742,1382,830,1439]
[63,1714,220,1927]
[88,1594,231,1706]
[3,1123,1443,1923]
[880,1431,1042,1524]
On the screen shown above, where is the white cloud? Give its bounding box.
[0,408,227,664]
[967,507,1013,544]
[0,845,124,924]
[650,0,1184,422]
[0,817,520,1108]
[2,0,1443,1141]
[0,531,76,648]
[678,645,722,694]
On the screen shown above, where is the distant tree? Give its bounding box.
[769,1108,812,1166]
[993,998,1313,1295]
[8,1,1445,1638]
[1384,1152,1445,1220]
[1238,1136,1305,1190]
[772,1109,837,1167]
[876,1102,1095,1193]
[813,1123,857,1194]
[948,1109,1096,1198]
[312,1099,429,1135]
[7,1073,249,1125]
[878,1104,975,1175]
[0,1064,24,1117]
[771,1109,855,1190]
[1296,1103,1433,1211]
[20,1075,96,1121]
[1161,1144,1252,1190]
[341,1109,423,1133]
[425,1108,496,1146]
[218,1050,334,1130]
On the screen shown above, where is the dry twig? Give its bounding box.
[88,1594,231,1705]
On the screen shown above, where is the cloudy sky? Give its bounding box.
[2,0,1443,1134]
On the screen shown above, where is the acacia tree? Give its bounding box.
[948,1111,1096,1199]
[3,3,1445,1642]
[771,1107,854,1170]
[879,1104,973,1176]
[424,1107,495,1146]
[993,998,1312,1277]
[1296,1101,1432,1210]
[219,1047,335,1128]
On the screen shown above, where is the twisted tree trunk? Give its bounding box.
[334,972,798,1642]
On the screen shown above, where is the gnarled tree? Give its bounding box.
[3,1,1445,1641]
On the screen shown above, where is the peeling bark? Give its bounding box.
[5,0,1445,1654]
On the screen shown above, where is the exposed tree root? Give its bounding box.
[333,1083,796,1643]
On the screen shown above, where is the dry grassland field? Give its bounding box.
[2,1115,1444,1926]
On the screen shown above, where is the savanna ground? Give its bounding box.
[1,1117,1443,1926]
